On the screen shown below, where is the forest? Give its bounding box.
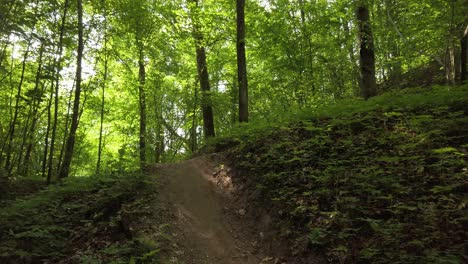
[0,0,467,263]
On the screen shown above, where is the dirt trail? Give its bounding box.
[156,158,265,264]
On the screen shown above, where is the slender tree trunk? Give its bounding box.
[43,85,53,181]
[58,0,84,179]
[356,2,377,99]
[137,46,147,170]
[154,105,162,163]
[0,38,10,71]
[5,41,31,175]
[189,0,215,138]
[231,75,238,124]
[237,0,248,122]
[17,102,32,175]
[343,20,361,95]
[20,43,45,176]
[384,0,402,88]
[461,25,468,84]
[24,86,45,176]
[195,45,215,138]
[0,0,18,69]
[190,80,199,153]
[0,46,16,164]
[96,10,108,174]
[153,90,165,162]
[48,0,69,182]
[445,46,456,85]
[298,0,314,104]
[445,0,457,85]
[96,73,106,173]
[57,81,74,175]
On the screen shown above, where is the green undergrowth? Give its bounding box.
[0,176,46,207]
[0,173,166,264]
[207,85,468,263]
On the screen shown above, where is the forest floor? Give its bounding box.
[1,85,466,264]
[153,157,279,264]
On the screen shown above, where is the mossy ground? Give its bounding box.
[0,173,167,264]
[206,85,468,263]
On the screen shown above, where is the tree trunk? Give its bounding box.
[237,0,248,122]
[137,47,147,170]
[190,79,199,153]
[190,0,215,138]
[96,9,108,174]
[342,18,361,96]
[96,59,107,173]
[445,0,457,85]
[0,0,18,70]
[461,25,468,84]
[58,0,83,179]
[17,101,32,175]
[4,40,31,175]
[154,95,164,163]
[383,0,402,88]
[356,2,377,99]
[231,75,238,124]
[195,45,215,138]
[48,0,69,182]
[0,38,10,71]
[57,80,75,175]
[0,47,14,165]
[20,44,45,175]
[43,84,53,181]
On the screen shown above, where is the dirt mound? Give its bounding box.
[156,157,283,264]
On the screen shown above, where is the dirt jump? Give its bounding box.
[156,158,276,264]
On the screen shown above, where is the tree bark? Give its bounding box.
[0,38,10,72]
[356,2,377,99]
[237,0,248,122]
[461,25,468,84]
[58,0,83,179]
[195,45,215,138]
[138,47,147,170]
[190,0,215,138]
[4,40,31,175]
[57,80,75,176]
[383,0,402,88]
[343,19,361,96]
[43,83,53,181]
[96,7,108,174]
[48,0,69,182]
[21,43,45,176]
[154,93,164,162]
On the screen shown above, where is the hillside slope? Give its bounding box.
[0,85,466,264]
[206,85,468,263]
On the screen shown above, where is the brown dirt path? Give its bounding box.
[156,157,268,264]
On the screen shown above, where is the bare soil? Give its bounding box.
[155,157,282,264]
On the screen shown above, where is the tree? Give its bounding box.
[48,0,70,182]
[59,0,84,179]
[356,0,377,99]
[0,0,465,180]
[461,25,468,84]
[237,0,248,122]
[20,41,45,176]
[3,39,31,176]
[189,0,215,138]
[96,1,108,173]
[137,44,147,169]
